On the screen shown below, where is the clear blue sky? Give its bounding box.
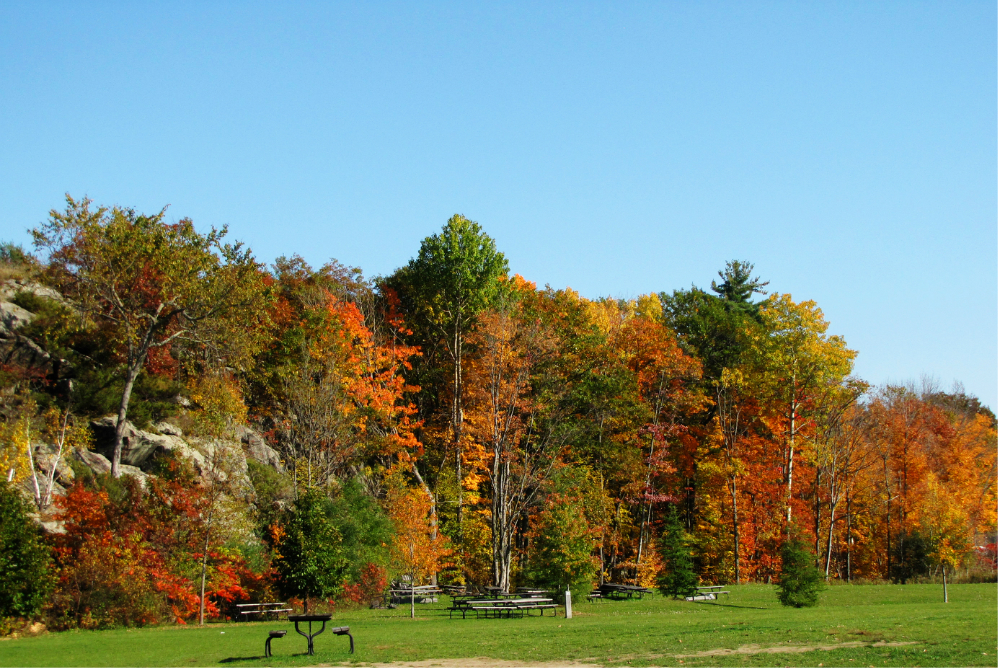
[1,2,995,409]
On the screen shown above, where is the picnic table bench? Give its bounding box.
[235,602,292,620]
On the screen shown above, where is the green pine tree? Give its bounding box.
[657,504,698,599]
[776,538,826,607]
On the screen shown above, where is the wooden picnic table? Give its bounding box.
[598,583,652,600]
[448,597,557,619]
[235,602,293,620]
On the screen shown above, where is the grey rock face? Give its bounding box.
[0,280,68,305]
[73,448,112,475]
[33,443,76,487]
[89,416,207,472]
[235,424,283,471]
[0,300,35,335]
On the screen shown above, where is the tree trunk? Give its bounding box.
[846,494,852,582]
[411,463,438,586]
[825,498,838,578]
[942,564,948,603]
[785,392,797,534]
[111,360,145,477]
[730,477,740,585]
[410,543,416,619]
[452,319,465,556]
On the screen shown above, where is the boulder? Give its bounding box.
[67,447,147,488]
[73,448,112,475]
[235,424,283,471]
[0,280,68,305]
[33,443,76,487]
[89,416,207,473]
[0,334,68,379]
[0,300,35,335]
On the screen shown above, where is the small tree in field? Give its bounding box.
[777,537,826,607]
[657,504,698,599]
[272,489,348,613]
[524,493,600,599]
[386,482,449,619]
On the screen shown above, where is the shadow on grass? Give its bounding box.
[219,657,264,663]
[219,655,312,663]
[694,601,769,610]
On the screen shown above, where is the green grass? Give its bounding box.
[2,584,995,667]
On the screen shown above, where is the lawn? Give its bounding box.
[1,584,994,667]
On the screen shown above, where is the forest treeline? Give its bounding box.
[0,197,995,629]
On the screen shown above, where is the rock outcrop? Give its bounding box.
[235,424,283,471]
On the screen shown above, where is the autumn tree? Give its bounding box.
[386,481,449,618]
[464,279,575,591]
[32,196,269,477]
[752,294,856,534]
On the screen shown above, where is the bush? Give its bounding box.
[657,504,698,599]
[0,481,53,620]
[776,538,826,608]
[891,530,931,584]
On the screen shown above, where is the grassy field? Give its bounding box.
[1,583,994,667]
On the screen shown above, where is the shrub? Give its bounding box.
[776,538,826,608]
[0,481,53,620]
[891,530,930,584]
[657,504,698,599]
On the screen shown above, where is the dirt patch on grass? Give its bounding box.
[676,640,920,658]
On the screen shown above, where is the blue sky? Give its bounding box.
[1,2,995,408]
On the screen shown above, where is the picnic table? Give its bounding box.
[448,597,558,619]
[288,614,332,655]
[598,583,653,600]
[386,584,442,605]
[235,602,292,620]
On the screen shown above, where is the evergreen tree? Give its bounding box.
[776,538,826,607]
[272,489,348,612]
[0,481,53,619]
[657,504,698,599]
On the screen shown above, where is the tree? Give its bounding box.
[32,196,269,477]
[657,504,698,598]
[920,473,972,603]
[776,537,826,607]
[0,480,53,619]
[525,492,600,598]
[271,489,348,612]
[464,281,576,591]
[386,481,449,618]
[752,294,856,534]
[402,215,508,542]
[710,260,769,318]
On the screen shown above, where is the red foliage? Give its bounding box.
[48,475,262,628]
